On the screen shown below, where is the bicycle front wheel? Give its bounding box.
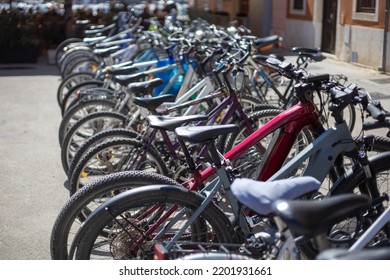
[300,151,390,259]
[72,185,237,260]
[68,137,169,195]
[57,72,96,107]
[61,111,128,174]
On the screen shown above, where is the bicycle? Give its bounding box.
[66,66,388,257]
[154,186,371,260]
[58,31,170,112]
[175,173,389,260]
[64,49,277,193]
[57,43,192,146]
[49,51,281,259]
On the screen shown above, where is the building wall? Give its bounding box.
[271,0,287,38]
[188,0,390,71]
[274,0,389,71]
[282,0,317,49]
[248,0,272,37]
[337,0,389,70]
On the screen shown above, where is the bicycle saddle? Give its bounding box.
[106,65,139,76]
[93,45,121,58]
[114,72,150,87]
[273,194,371,237]
[175,124,239,144]
[292,47,321,54]
[231,177,321,216]
[147,115,208,131]
[254,35,280,49]
[133,93,176,111]
[252,54,285,65]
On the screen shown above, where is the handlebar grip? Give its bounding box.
[363,119,390,130]
[366,102,386,122]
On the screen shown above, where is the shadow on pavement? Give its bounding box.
[0,60,60,77]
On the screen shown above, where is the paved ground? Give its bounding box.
[0,53,389,260]
[0,60,68,259]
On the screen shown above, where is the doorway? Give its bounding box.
[321,0,338,53]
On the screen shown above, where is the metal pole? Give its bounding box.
[381,0,390,73]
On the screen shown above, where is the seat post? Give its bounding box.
[177,138,197,172]
[206,140,222,168]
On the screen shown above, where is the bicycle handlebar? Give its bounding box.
[267,56,389,123]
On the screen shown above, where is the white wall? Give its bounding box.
[248,0,272,37]
[337,24,385,70]
[271,0,287,38]
[283,19,316,49]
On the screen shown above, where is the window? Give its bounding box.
[356,0,376,13]
[289,0,306,15]
[293,0,304,10]
[353,0,378,21]
[240,0,249,14]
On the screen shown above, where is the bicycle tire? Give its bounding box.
[59,49,95,74]
[58,99,117,146]
[66,128,140,178]
[72,185,238,259]
[300,150,390,259]
[60,80,106,116]
[55,38,84,69]
[313,91,356,132]
[50,170,180,260]
[68,137,169,195]
[60,51,100,79]
[61,111,129,174]
[57,72,96,107]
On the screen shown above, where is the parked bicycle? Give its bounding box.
[64,62,390,259]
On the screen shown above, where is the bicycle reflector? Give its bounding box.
[154,243,168,260]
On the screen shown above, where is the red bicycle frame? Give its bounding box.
[181,100,322,189]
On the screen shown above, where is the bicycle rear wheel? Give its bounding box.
[50,170,180,260]
[58,99,117,146]
[57,72,96,107]
[72,185,237,259]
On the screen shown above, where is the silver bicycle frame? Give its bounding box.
[348,207,390,252]
[267,121,356,182]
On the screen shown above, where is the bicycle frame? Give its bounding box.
[247,54,319,109]
[348,206,390,252]
[124,86,259,174]
[122,67,216,129]
[154,90,365,248]
[184,100,322,187]
[121,97,324,252]
[246,56,292,106]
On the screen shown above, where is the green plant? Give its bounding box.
[0,10,39,48]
